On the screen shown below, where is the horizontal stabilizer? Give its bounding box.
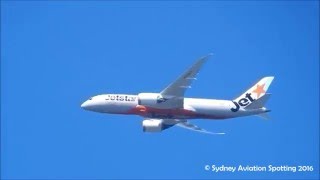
[245,93,271,109]
[256,112,270,120]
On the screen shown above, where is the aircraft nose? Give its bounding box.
[81,101,90,109]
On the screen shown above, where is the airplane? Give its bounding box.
[81,54,274,134]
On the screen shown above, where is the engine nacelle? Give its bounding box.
[142,119,163,132]
[138,93,167,108]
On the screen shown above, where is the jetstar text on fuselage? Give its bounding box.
[105,94,137,102]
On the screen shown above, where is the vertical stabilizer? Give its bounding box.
[234,76,274,103]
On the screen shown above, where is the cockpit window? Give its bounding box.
[89,97,93,100]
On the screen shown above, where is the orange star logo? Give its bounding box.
[253,84,266,98]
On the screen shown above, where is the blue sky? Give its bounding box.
[1,1,319,179]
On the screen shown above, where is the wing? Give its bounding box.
[176,121,225,135]
[161,119,225,135]
[160,54,212,99]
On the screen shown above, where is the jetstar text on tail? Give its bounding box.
[230,93,255,112]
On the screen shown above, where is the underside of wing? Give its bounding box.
[176,121,225,135]
[142,118,225,135]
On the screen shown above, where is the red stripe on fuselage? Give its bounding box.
[126,105,195,116]
[125,105,227,119]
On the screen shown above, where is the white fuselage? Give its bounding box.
[81,94,267,120]
[80,54,273,134]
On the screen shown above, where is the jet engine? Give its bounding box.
[138,93,176,109]
[142,119,163,132]
[138,93,168,108]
